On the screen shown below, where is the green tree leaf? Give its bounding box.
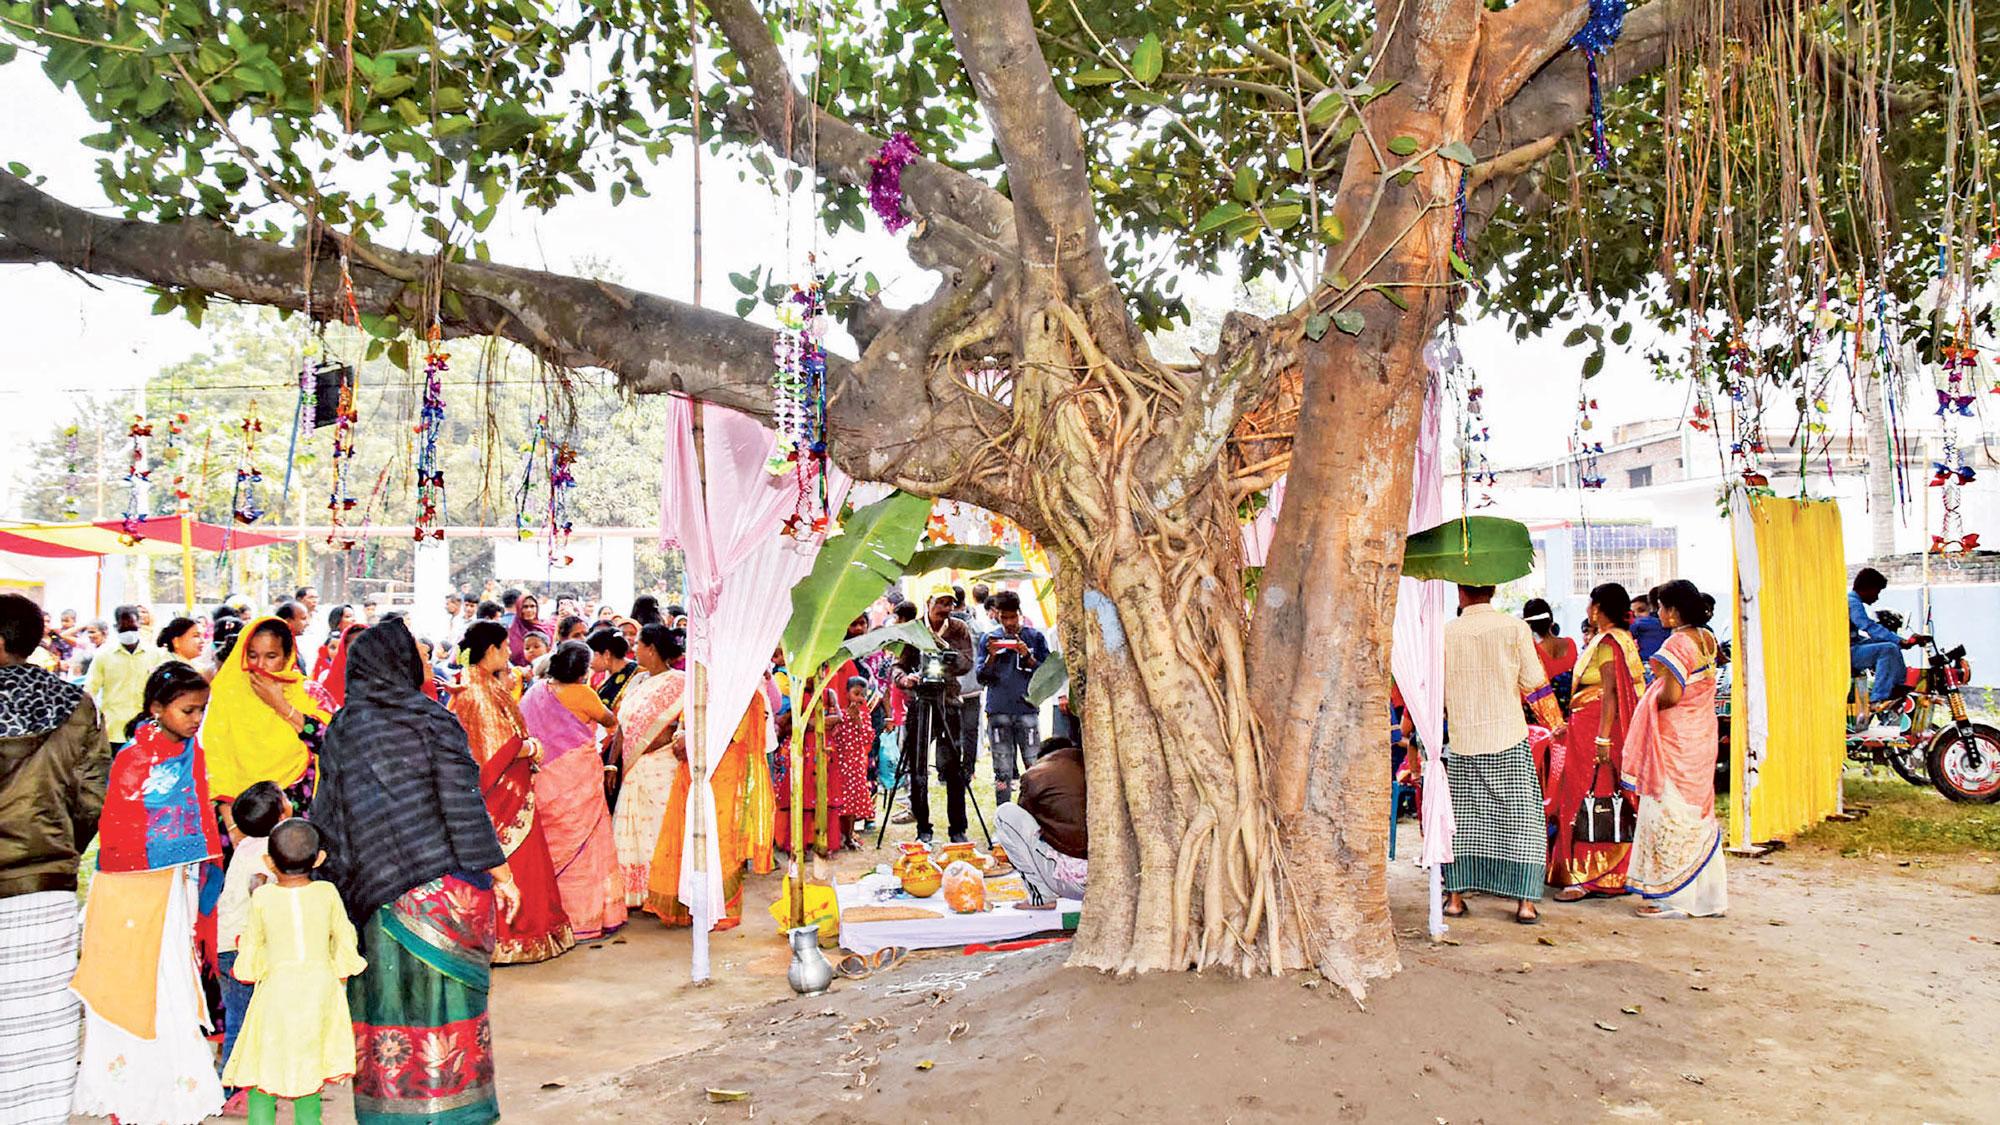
[1130,33,1163,84]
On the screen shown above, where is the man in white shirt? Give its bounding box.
[1440,584,1565,925]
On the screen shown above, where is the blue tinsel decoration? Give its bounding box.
[1569,0,1628,170]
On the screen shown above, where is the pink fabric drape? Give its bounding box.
[658,395,849,978]
[1390,375,1452,937]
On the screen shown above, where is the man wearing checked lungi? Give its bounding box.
[1441,583,1567,925]
[0,592,111,1124]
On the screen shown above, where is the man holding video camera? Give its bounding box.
[896,586,977,844]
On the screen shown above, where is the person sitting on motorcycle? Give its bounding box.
[1850,567,1928,738]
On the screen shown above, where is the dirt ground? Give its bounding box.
[149,816,1999,1124]
[462,836,1999,1125]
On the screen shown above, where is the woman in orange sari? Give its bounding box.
[449,622,576,963]
[1547,583,1645,900]
[1621,579,1727,919]
[645,691,769,930]
[519,640,626,940]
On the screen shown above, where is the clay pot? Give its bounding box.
[894,844,944,898]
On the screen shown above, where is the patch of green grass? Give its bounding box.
[1795,776,2000,857]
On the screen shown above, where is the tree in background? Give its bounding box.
[2,0,1989,990]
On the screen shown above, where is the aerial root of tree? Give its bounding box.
[987,297,1309,979]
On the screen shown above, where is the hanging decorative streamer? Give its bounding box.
[158,412,190,512]
[546,435,578,567]
[515,413,549,542]
[1567,0,1628,170]
[352,465,392,579]
[414,329,448,541]
[1573,394,1606,489]
[119,415,153,541]
[1931,307,1980,554]
[231,405,266,525]
[325,255,363,550]
[766,270,833,536]
[867,133,920,233]
[57,425,83,520]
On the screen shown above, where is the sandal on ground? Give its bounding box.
[1635,905,1689,920]
[1514,904,1540,925]
[835,946,911,980]
[1442,900,1469,918]
[1552,887,1588,903]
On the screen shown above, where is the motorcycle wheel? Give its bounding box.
[1926,723,2000,803]
[1887,741,1932,788]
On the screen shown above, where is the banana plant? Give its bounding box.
[1401,515,1535,585]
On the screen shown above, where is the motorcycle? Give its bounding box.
[1847,636,1999,802]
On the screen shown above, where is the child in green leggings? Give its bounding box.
[221,818,368,1125]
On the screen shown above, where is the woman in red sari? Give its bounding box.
[1548,583,1645,900]
[448,622,576,964]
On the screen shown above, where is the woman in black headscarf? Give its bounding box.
[311,617,514,1125]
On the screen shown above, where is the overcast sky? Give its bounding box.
[0,59,1692,517]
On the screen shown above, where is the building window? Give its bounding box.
[1627,466,1653,488]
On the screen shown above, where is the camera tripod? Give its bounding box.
[876,687,992,849]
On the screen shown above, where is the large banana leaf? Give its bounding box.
[905,543,1005,575]
[781,489,932,684]
[838,620,939,667]
[1401,515,1534,584]
[1026,649,1068,706]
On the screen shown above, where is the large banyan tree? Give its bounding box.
[2,0,1990,992]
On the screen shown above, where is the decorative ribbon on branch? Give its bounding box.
[1568,0,1629,171]
[414,328,448,541]
[160,412,190,512]
[767,270,832,536]
[867,132,919,233]
[546,435,578,567]
[325,254,363,550]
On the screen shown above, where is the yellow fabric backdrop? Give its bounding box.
[1730,496,1849,846]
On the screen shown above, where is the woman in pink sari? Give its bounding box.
[610,625,685,906]
[1620,579,1727,919]
[519,640,627,939]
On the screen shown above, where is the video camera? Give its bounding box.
[912,647,954,694]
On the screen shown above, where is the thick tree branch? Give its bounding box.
[1473,0,1765,161]
[1468,0,1589,129]
[938,0,1142,363]
[0,171,1010,499]
[705,0,1015,265]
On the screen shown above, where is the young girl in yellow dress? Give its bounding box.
[221,818,367,1125]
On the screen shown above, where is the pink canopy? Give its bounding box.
[659,396,849,978]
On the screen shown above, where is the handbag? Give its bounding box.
[1571,762,1636,843]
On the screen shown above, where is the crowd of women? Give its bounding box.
[0,584,836,1125]
[1425,576,1729,923]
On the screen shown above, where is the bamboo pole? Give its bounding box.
[813,705,829,855]
[179,509,195,613]
[788,704,807,927]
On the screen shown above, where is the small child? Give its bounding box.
[221,818,367,1125]
[215,780,289,1109]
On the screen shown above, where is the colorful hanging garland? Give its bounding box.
[231,405,266,525]
[325,255,363,550]
[767,271,833,536]
[56,425,83,520]
[414,329,448,541]
[120,415,153,540]
[867,132,920,233]
[546,437,578,567]
[1567,0,1628,171]
[515,413,549,542]
[1931,308,1981,554]
[1574,394,1606,489]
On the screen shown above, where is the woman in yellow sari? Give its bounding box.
[201,616,334,811]
[611,625,686,906]
[644,691,769,930]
